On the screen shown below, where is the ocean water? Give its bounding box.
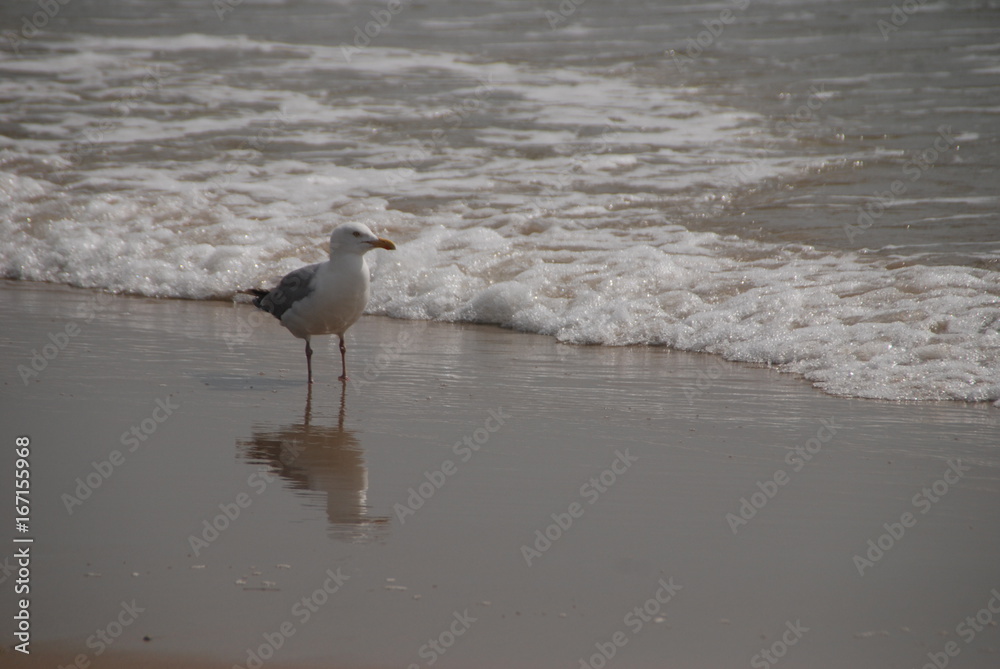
[1,0,998,403]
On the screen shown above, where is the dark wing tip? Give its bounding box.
[238,288,271,311]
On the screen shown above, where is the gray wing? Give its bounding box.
[253,263,319,320]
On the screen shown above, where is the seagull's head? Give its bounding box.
[329,222,396,256]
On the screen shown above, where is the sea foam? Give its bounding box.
[1,34,997,404]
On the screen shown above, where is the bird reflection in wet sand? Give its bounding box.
[238,385,389,543]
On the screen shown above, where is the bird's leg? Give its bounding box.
[338,336,348,381]
[305,340,314,385]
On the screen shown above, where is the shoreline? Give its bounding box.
[9,278,1000,409]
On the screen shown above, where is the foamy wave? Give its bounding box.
[367,224,1000,404]
[1,33,998,404]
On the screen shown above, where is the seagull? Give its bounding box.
[244,222,396,383]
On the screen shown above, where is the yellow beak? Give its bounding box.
[369,237,396,251]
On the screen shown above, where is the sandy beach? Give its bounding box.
[2,280,999,668]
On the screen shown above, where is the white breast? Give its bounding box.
[280,256,370,339]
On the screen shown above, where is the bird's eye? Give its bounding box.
[352,231,361,237]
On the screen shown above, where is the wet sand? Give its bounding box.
[1,280,999,668]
